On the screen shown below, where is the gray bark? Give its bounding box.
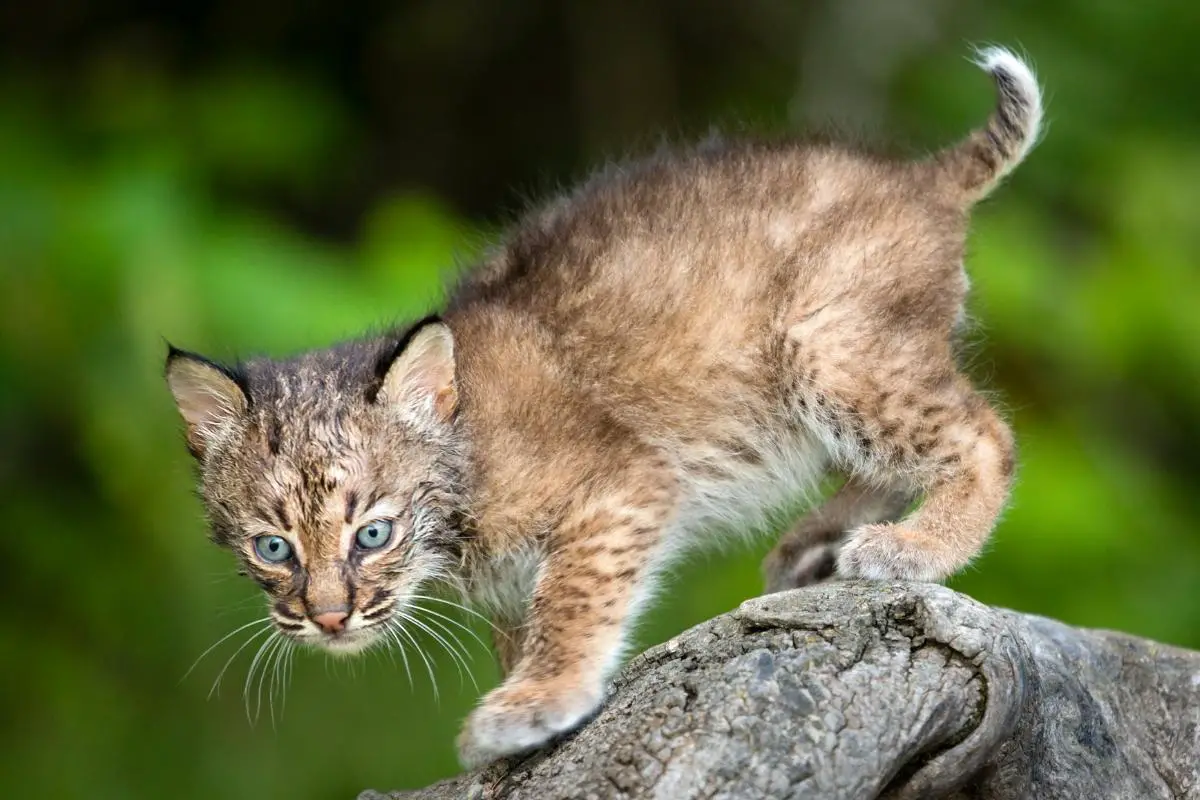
[362,582,1200,799]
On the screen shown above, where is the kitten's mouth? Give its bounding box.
[307,625,381,656]
[322,632,375,655]
[276,599,414,656]
[277,613,389,656]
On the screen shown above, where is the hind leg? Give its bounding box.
[788,331,1015,582]
[834,377,1014,581]
[763,475,914,592]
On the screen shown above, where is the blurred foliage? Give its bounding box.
[1,1,1198,797]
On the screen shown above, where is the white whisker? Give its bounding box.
[416,612,480,692]
[384,620,415,691]
[260,636,280,729]
[242,631,279,725]
[182,617,272,682]
[209,625,272,700]
[406,612,472,692]
[284,641,296,709]
[373,628,398,669]
[395,613,440,705]
[408,594,501,633]
[271,640,287,723]
[276,640,293,721]
[267,638,290,729]
[412,603,490,653]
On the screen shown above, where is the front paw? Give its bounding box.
[836,524,948,582]
[456,678,604,768]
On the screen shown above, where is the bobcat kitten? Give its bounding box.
[166,48,1042,766]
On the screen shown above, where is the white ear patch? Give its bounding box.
[379,323,458,424]
[165,352,248,456]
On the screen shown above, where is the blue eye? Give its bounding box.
[254,535,293,563]
[355,520,393,551]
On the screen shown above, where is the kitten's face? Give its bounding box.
[167,322,464,654]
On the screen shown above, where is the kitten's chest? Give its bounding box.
[672,424,828,538]
[464,546,542,622]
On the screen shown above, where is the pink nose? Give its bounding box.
[313,610,349,634]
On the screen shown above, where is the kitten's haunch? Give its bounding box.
[165,47,1042,767]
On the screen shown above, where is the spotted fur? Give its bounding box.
[165,48,1042,767]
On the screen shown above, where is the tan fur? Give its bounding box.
[165,49,1043,766]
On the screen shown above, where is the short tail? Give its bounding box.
[932,47,1044,205]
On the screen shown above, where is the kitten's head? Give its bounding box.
[165,319,467,654]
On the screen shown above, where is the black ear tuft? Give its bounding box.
[164,343,251,401]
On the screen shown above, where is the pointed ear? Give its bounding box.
[378,322,458,424]
[165,346,248,458]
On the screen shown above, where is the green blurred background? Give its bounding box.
[2,1,1198,797]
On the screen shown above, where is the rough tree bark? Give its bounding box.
[362,582,1200,799]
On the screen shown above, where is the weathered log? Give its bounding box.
[362,582,1200,799]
